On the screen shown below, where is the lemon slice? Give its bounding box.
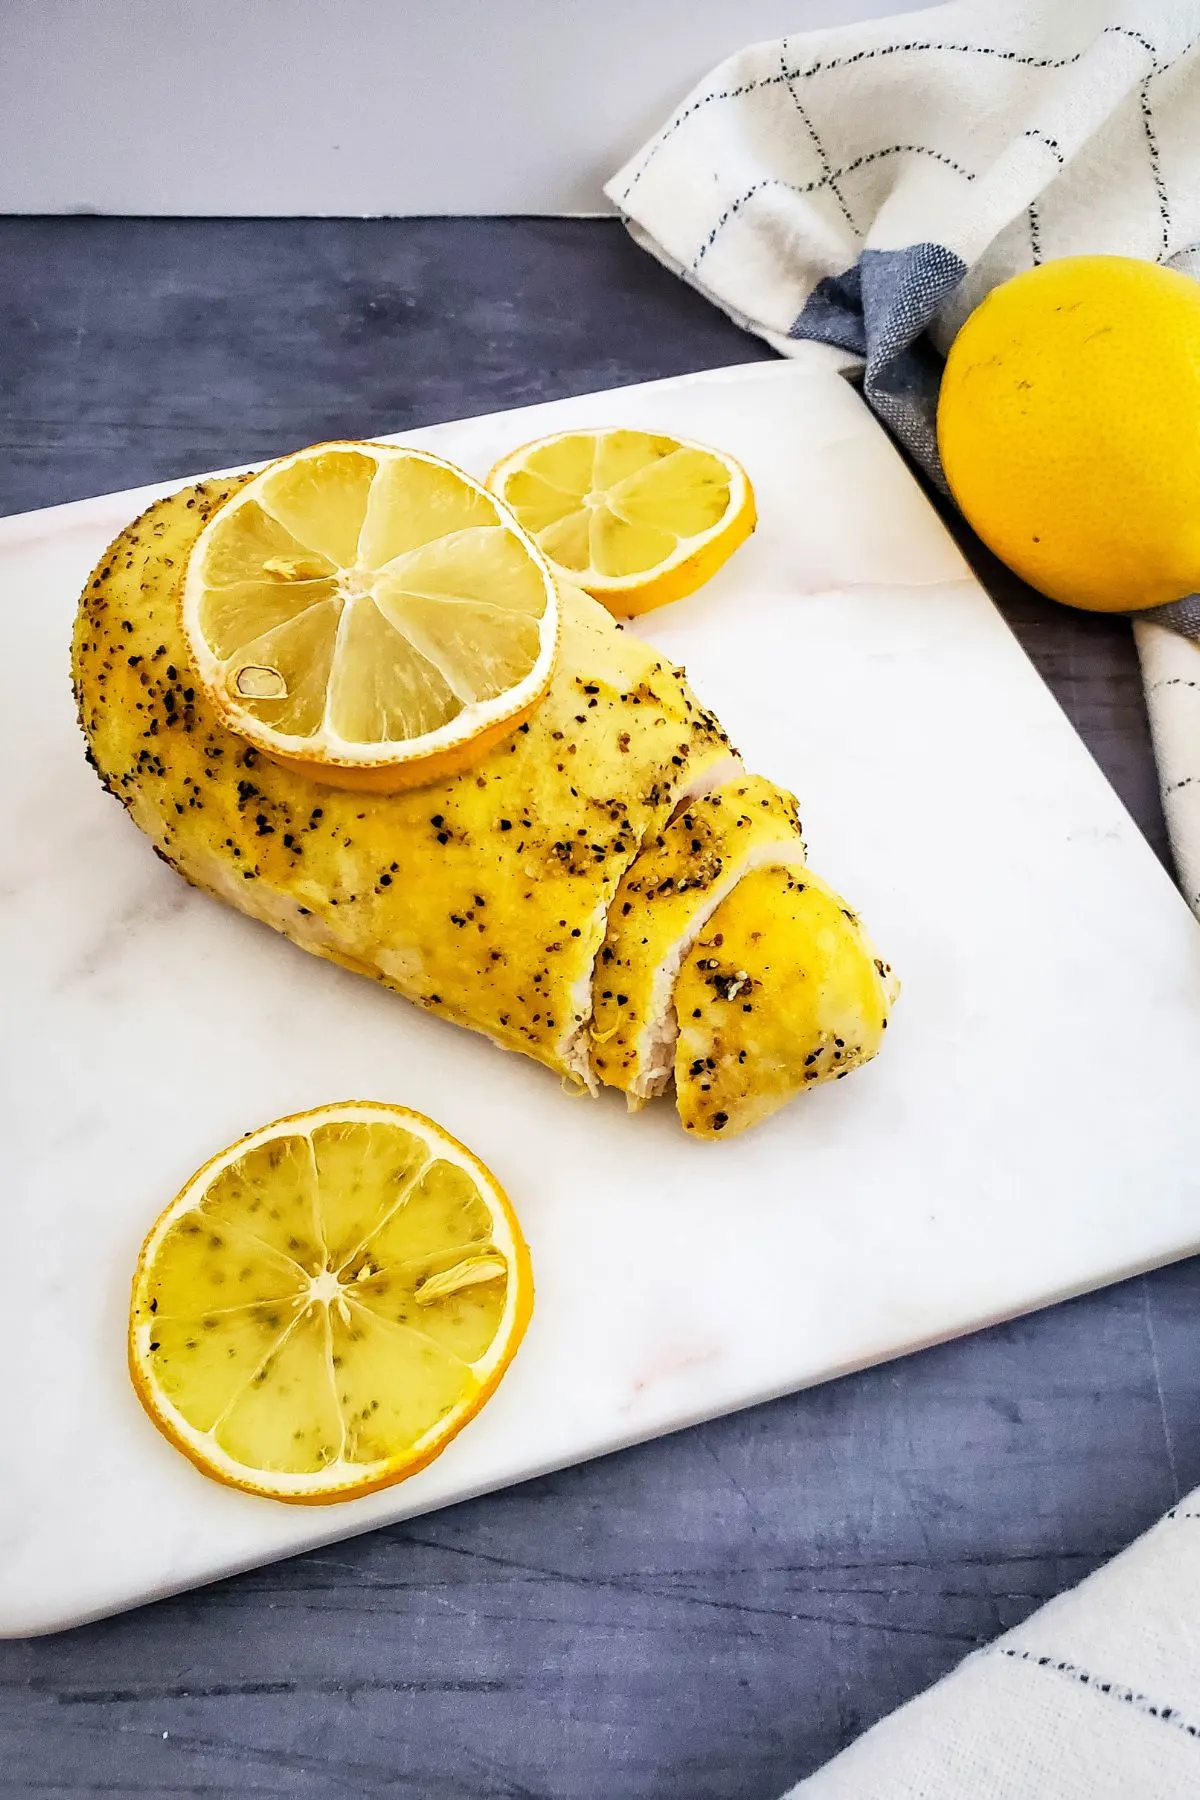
[128,1102,532,1503]
[181,442,559,791]
[487,428,756,616]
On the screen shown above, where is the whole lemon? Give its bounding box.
[937,255,1200,612]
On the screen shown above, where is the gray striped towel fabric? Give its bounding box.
[607,0,1200,918]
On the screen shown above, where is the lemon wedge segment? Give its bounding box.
[487,428,755,616]
[129,1101,532,1503]
[181,442,559,791]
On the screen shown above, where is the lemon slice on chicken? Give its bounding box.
[129,1102,532,1503]
[488,428,755,616]
[181,443,558,791]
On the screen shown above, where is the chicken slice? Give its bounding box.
[673,865,899,1139]
[589,775,807,1104]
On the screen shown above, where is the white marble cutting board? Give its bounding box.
[4,358,1200,1639]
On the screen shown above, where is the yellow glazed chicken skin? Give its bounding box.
[674,866,898,1139]
[73,464,896,1137]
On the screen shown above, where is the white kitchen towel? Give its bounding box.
[1137,622,1200,914]
[607,0,1200,916]
[783,1493,1200,1797]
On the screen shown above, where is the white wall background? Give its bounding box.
[1,0,932,215]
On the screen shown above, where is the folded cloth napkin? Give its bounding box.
[784,1494,1200,1797]
[607,0,1200,917]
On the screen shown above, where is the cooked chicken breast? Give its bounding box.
[673,865,899,1139]
[590,775,807,1104]
[73,478,738,1085]
[74,474,896,1135]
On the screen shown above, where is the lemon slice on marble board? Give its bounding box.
[129,1101,533,1503]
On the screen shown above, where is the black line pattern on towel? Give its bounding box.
[1138,81,1172,258]
[619,71,792,199]
[1028,201,1042,266]
[779,40,859,233]
[1023,128,1065,166]
[619,25,1158,202]
[1153,29,1200,79]
[1149,678,1200,691]
[998,1649,1200,1740]
[693,146,975,267]
[1166,1507,1200,1519]
[1116,26,1159,68]
[1169,777,1196,791]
